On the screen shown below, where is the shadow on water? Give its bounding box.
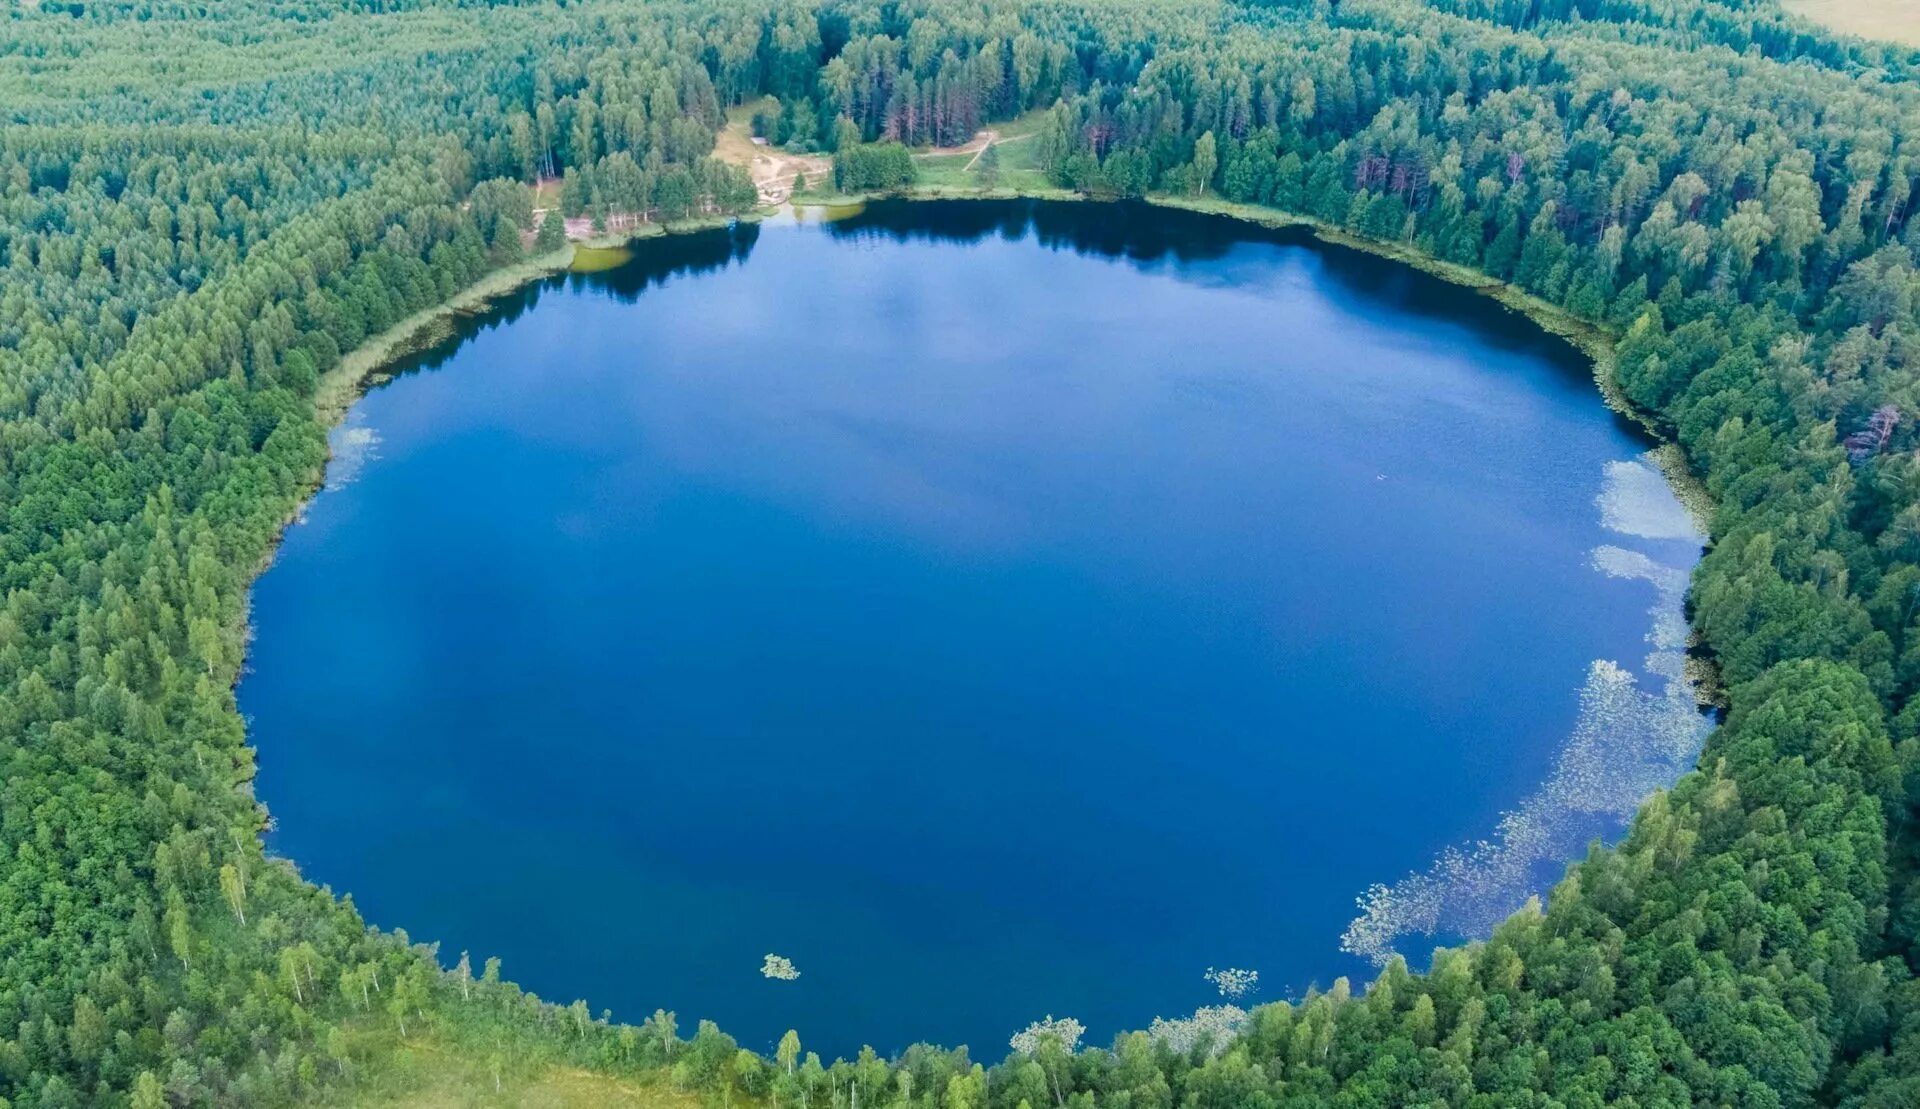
[378,201,1629,444]
[372,219,763,386]
[824,200,1620,410]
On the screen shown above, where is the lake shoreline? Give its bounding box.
[246,217,761,676]
[297,189,1723,710]
[270,213,760,575]
[255,199,1709,1054]
[312,213,760,425]
[315,189,1662,470]
[810,189,1722,548]
[294,189,1724,707]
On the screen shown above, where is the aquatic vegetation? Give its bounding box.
[10,0,1920,1100]
[1341,461,1710,966]
[324,421,381,493]
[1146,1006,1248,1058]
[1596,455,1700,541]
[249,199,1670,1060]
[1203,967,1258,1000]
[1009,1015,1085,1055]
[760,954,800,981]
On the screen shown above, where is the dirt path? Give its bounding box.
[527,209,650,242]
[711,114,1038,203]
[913,128,1037,172]
[961,132,999,170]
[713,119,831,204]
[964,129,1037,170]
[913,129,997,163]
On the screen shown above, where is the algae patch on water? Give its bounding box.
[570,245,634,272]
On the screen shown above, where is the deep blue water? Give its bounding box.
[242,201,1705,1059]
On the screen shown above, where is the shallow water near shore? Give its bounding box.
[243,200,1707,1058]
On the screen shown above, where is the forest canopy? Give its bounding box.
[7,0,1920,1105]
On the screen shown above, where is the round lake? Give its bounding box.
[241,200,1708,1058]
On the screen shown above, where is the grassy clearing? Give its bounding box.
[791,109,1058,195]
[715,100,832,202]
[911,151,981,189]
[979,108,1052,143]
[980,133,1054,195]
[329,1031,710,1109]
[1783,0,1920,45]
[906,142,1042,190]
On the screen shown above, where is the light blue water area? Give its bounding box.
[242,200,1707,1059]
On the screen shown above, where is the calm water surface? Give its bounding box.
[243,201,1705,1057]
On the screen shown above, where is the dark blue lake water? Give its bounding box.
[242,200,1707,1060]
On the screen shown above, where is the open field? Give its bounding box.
[911,133,1045,191]
[714,100,832,202]
[721,107,1058,199]
[901,109,1053,192]
[336,1035,713,1109]
[1784,0,1920,45]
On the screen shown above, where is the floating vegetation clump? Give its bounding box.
[760,954,800,981]
[1203,967,1259,1000]
[1341,461,1711,967]
[324,421,381,494]
[1596,455,1702,540]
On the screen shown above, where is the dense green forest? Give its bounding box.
[7,0,1920,1103]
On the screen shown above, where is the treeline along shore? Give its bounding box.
[6,0,1920,1104]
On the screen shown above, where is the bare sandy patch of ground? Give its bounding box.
[1785,0,1920,45]
[713,118,832,204]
